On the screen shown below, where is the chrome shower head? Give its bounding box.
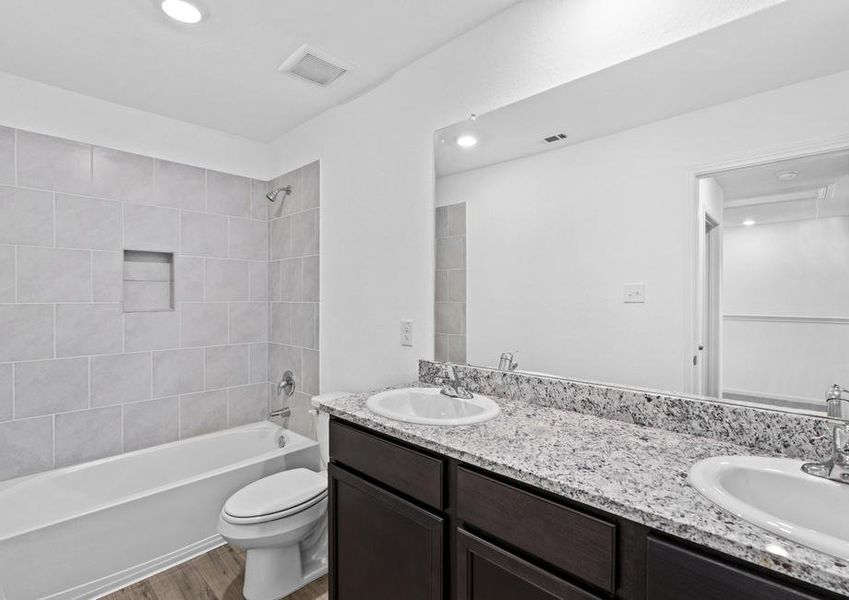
[266,185,293,202]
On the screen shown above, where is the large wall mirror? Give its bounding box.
[432,0,849,418]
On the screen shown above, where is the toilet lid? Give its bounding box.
[224,469,327,519]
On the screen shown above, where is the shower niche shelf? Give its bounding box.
[122,250,175,313]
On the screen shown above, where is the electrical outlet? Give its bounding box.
[400,320,414,346]
[624,283,646,303]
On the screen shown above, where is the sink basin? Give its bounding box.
[366,387,500,426]
[689,456,849,560]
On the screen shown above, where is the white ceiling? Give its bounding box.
[0,0,518,141]
[435,0,849,177]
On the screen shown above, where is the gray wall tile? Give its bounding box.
[17,247,91,302]
[153,348,204,397]
[436,236,465,270]
[0,364,11,422]
[269,343,301,384]
[228,384,268,427]
[228,217,268,260]
[123,397,179,451]
[268,260,283,301]
[0,305,54,362]
[56,194,122,250]
[286,392,313,438]
[448,335,467,363]
[0,417,54,480]
[56,303,123,357]
[435,270,448,302]
[249,261,268,301]
[435,334,449,363]
[207,171,251,217]
[250,343,268,383]
[174,256,204,302]
[0,127,13,185]
[16,131,91,195]
[92,251,123,302]
[124,203,179,252]
[250,179,269,220]
[270,216,290,259]
[229,302,268,343]
[0,246,14,303]
[435,206,448,238]
[435,302,464,335]
[205,258,248,301]
[55,406,122,467]
[181,210,227,256]
[91,352,151,407]
[292,303,317,348]
[180,303,227,347]
[302,256,319,302]
[0,186,54,246]
[93,147,153,204]
[291,209,318,257]
[180,390,227,437]
[123,280,171,312]
[271,302,291,344]
[155,159,205,211]
[125,310,179,351]
[301,161,320,210]
[447,203,466,236]
[302,349,319,396]
[279,258,301,301]
[448,269,466,302]
[205,345,249,390]
[268,169,301,218]
[15,358,89,418]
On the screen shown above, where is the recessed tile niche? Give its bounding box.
[122,250,174,312]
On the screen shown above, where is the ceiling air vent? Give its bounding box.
[278,44,354,87]
[544,133,569,143]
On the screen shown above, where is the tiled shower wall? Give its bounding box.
[0,125,320,481]
[435,202,466,363]
[268,162,320,438]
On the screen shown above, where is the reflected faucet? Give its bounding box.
[826,384,849,419]
[802,423,849,484]
[498,351,519,372]
[439,363,474,400]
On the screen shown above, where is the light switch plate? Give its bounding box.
[400,320,414,346]
[624,283,646,303]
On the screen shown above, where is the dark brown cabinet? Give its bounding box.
[328,463,444,600]
[328,418,843,600]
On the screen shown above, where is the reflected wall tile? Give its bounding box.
[0,246,14,303]
[249,261,269,301]
[207,170,251,217]
[180,390,228,437]
[16,131,91,195]
[92,251,123,302]
[0,126,13,185]
[205,345,250,390]
[125,310,179,351]
[0,417,54,480]
[90,352,152,407]
[56,303,123,357]
[229,302,268,344]
[292,303,316,349]
[180,303,227,347]
[17,247,91,302]
[153,348,204,397]
[250,343,269,383]
[205,258,249,301]
[181,211,227,257]
[155,159,205,211]
[93,147,154,204]
[55,406,122,467]
[302,256,319,302]
[228,384,268,426]
[301,162,320,210]
[250,179,269,221]
[15,357,89,418]
[124,203,179,252]
[174,256,204,302]
[228,217,268,260]
[0,364,11,422]
[0,186,54,246]
[123,397,179,451]
[0,305,54,362]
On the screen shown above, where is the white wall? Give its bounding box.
[723,217,849,402]
[436,69,849,394]
[0,72,268,179]
[266,0,786,392]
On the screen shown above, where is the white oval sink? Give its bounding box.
[689,456,849,560]
[366,387,500,426]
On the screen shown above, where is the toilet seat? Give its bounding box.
[222,468,327,525]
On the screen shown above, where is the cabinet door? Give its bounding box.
[457,529,602,600]
[329,464,444,600]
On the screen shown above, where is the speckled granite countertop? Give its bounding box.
[318,385,849,597]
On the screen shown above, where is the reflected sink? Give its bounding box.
[366,387,500,426]
[689,456,849,560]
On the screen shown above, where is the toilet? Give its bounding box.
[217,393,347,600]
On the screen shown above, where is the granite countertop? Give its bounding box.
[318,384,849,597]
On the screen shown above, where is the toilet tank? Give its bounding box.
[310,393,350,466]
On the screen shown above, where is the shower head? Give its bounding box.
[266,185,293,202]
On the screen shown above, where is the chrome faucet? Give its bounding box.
[826,384,849,419]
[802,423,849,484]
[497,351,519,372]
[440,363,474,400]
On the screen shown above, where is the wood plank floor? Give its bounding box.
[103,545,328,600]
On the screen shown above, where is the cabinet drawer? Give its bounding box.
[457,529,602,600]
[646,537,824,600]
[329,420,445,509]
[456,467,616,593]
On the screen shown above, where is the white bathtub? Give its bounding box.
[0,421,322,600]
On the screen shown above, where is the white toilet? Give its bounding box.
[217,393,345,600]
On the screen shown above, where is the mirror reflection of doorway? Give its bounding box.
[696,149,849,414]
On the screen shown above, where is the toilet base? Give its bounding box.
[243,545,303,600]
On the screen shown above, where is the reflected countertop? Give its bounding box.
[318,384,849,597]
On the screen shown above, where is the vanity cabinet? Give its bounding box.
[328,418,842,600]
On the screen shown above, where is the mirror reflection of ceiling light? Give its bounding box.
[456,135,478,148]
[776,170,798,181]
[743,218,756,226]
[161,0,205,24]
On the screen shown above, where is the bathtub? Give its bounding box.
[0,421,321,600]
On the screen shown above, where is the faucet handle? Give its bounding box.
[834,424,849,452]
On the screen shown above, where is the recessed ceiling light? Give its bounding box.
[456,135,478,148]
[776,170,798,181]
[161,0,205,24]
[743,218,756,227]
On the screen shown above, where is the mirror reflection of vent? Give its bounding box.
[278,44,353,87]
[544,133,568,143]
